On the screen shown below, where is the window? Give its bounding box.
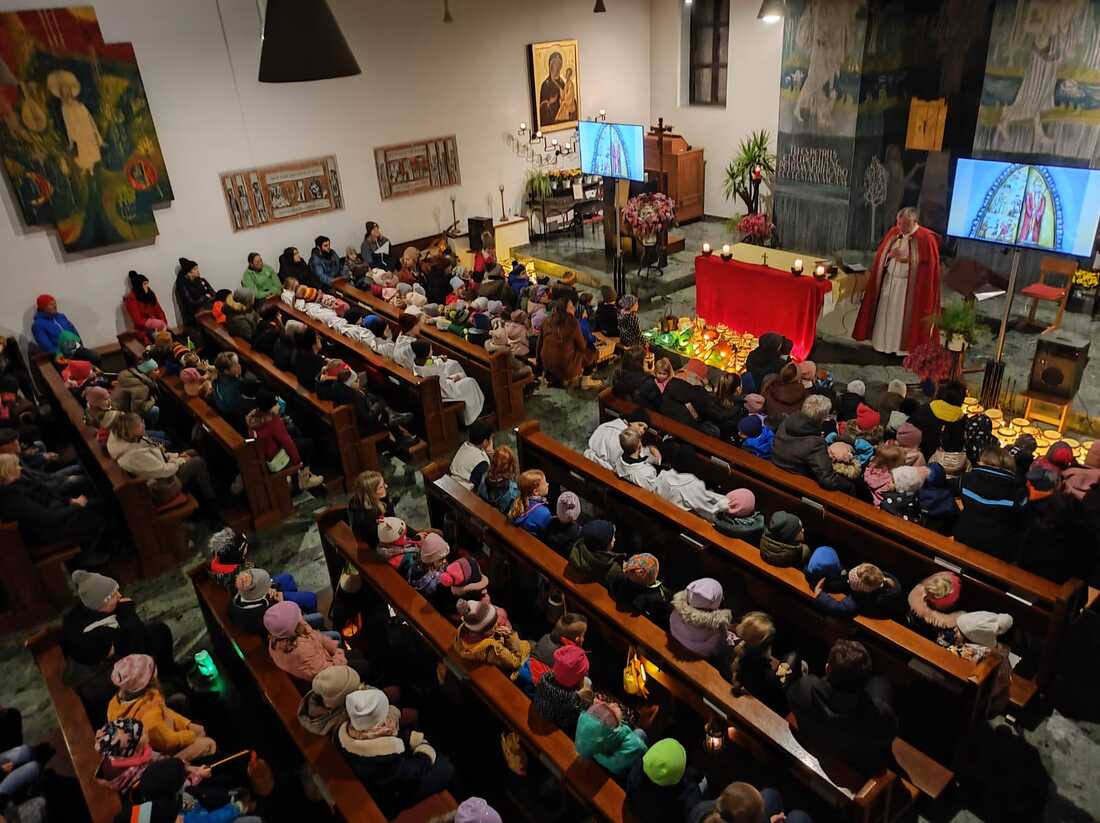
[688,0,729,106]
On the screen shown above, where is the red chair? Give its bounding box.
[1019,257,1075,332]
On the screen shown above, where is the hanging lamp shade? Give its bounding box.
[258,0,361,83]
[757,0,784,23]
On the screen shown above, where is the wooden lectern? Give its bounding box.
[644,130,704,222]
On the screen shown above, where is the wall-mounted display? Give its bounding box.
[219,155,343,231]
[374,136,461,200]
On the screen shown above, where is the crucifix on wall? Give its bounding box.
[649,116,675,194]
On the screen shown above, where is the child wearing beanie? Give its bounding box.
[107,655,215,762]
[452,797,503,823]
[670,578,733,664]
[542,490,584,556]
[714,488,765,545]
[264,600,353,683]
[689,781,814,823]
[954,611,1014,717]
[827,440,861,480]
[533,644,593,732]
[436,556,491,619]
[907,571,964,643]
[297,665,363,737]
[407,532,452,601]
[336,688,454,817]
[626,738,705,823]
[759,511,810,567]
[735,413,774,459]
[453,597,531,674]
[567,519,624,582]
[606,553,672,621]
[892,422,926,466]
[516,611,589,697]
[847,402,884,445]
[574,699,648,777]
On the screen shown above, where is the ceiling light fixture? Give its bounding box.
[594,0,607,12]
[757,0,784,24]
[259,0,361,83]
[443,0,453,23]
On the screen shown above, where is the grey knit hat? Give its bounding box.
[239,568,272,601]
[232,287,255,306]
[72,571,119,609]
[767,511,802,543]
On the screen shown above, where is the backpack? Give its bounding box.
[880,490,921,523]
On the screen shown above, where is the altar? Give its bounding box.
[694,244,864,359]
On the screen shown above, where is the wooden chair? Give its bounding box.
[1020,257,1076,332]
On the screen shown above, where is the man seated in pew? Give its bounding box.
[786,639,898,774]
[772,394,857,495]
[626,738,705,823]
[584,406,651,470]
[335,688,454,818]
[689,780,814,823]
[107,412,223,529]
[314,359,418,452]
[449,419,493,492]
[241,252,281,300]
[308,236,343,288]
[0,452,110,567]
[606,553,672,622]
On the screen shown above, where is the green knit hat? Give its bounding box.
[642,738,686,786]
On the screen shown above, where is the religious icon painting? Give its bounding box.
[529,39,580,134]
[374,136,461,200]
[0,6,174,252]
[218,155,343,232]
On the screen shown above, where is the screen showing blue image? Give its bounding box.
[947,159,1100,257]
[579,121,645,182]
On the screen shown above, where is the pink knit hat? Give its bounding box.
[552,644,589,689]
[556,492,581,524]
[111,654,156,694]
[895,422,922,449]
[458,598,497,633]
[263,600,302,638]
[744,394,765,414]
[726,488,755,517]
[419,533,450,564]
[439,557,489,593]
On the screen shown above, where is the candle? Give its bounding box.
[702,242,711,254]
[721,244,731,256]
[599,109,606,116]
[519,122,527,131]
[815,264,826,277]
[793,258,803,272]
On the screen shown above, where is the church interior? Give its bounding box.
[0,1,1098,822]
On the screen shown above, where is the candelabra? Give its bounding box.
[510,110,605,166]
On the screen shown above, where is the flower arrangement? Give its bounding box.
[902,340,952,384]
[1073,268,1099,289]
[623,192,677,240]
[736,212,774,244]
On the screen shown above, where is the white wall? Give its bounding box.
[0,0,651,347]
[649,0,782,219]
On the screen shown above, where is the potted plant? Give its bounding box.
[736,212,775,246]
[622,191,677,246]
[937,300,989,351]
[723,130,777,216]
[524,168,551,204]
[902,341,952,397]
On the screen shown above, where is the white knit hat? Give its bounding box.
[957,611,1013,648]
[346,688,389,731]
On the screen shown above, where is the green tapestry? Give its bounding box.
[0,6,173,252]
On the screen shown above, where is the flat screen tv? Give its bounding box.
[947,158,1100,257]
[579,121,645,182]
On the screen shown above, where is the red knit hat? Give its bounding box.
[62,360,93,384]
[855,402,881,430]
[924,572,961,611]
[552,644,589,689]
[323,359,353,381]
[36,294,55,311]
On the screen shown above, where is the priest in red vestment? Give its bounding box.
[853,207,942,356]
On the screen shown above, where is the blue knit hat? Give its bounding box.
[805,545,843,578]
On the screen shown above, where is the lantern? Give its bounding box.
[194,650,218,679]
[704,718,725,753]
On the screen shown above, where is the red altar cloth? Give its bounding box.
[694,255,832,360]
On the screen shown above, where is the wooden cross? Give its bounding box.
[649,116,675,195]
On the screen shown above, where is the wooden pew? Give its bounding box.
[333,278,530,428]
[26,626,121,823]
[118,333,293,532]
[513,420,974,785]
[419,468,935,823]
[188,564,457,823]
[598,389,1075,695]
[0,524,78,632]
[273,299,466,460]
[197,312,390,484]
[32,354,193,577]
[317,508,634,823]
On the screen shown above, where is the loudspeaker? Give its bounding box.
[1029,330,1090,399]
[468,217,494,251]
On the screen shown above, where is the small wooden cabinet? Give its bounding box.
[644,131,705,223]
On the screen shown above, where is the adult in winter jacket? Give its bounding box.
[762,362,807,421]
[240,253,281,299]
[297,665,362,737]
[574,701,647,776]
[744,332,787,392]
[786,639,898,774]
[223,288,261,342]
[31,294,101,363]
[123,271,168,344]
[533,645,592,732]
[174,258,215,326]
[908,380,967,460]
[669,578,732,661]
[452,597,530,674]
[772,396,857,495]
[309,236,343,287]
[278,246,311,284]
[539,299,599,388]
[954,447,1027,558]
[713,488,765,545]
[360,221,392,270]
[336,688,453,817]
[611,348,660,408]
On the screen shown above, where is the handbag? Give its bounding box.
[500,731,527,776]
[623,645,649,699]
[266,448,291,473]
[150,475,182,505]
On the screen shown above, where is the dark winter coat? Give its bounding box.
[758,532,810,568]
[294,350,327,391]
[713,511,765,546]
[0,475,96,547]
[60,600,148,668]
[174,274,215,325]
[626,758,705,823]
[228,593,274,635]
[595,303,619,337]
[532,672,589,732]
[612,368,659,409]
[605,566,672,621]
[909,399,966,460]
[954,466,1027,559]
[772,413,857,494]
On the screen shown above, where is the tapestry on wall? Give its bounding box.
[0,6,173,252]
[529,39,580,134]
[974,0,1100,162]
[219,155,343,232]
[374,136,460,201]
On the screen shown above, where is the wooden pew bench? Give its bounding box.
[198,312,390,485]
[273,299,468,460]
[514,420,972,784]
[26,627,121,823]
[420,467,939,823]
[0,523,78,633]
[33,354,194,578]
[188,564,456,822]
[118,333,294,532]
[598,389,1071,698]
[333,277,531,428]
[317,508,634,823]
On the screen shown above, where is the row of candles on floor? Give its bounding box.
[961,397,1092,459]
[701,243,826,276]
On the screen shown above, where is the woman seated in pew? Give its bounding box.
[278,247,310,284]
[533,645,594,733]
[453,596,531,674]
[245,387,325,491]
[606,553,672,621]
[348,469,396,553]
[124,271,169,345]
[108,655,216,762]
[107,412,222,528]
[786,639,898,774]
[508,469,553,535]
[249,303,283,357]
[336,688,454,818]
[314,360,418,452]
[174,258,216,328]
[476,444,519,514]
[713,489,765,546]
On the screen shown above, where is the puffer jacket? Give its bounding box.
[510,497,552,534]
[532,672,590,732]
[758,532,810,568]
[568,535,625,583]
[713,511,765,545]
[741,426,774,459]
[453,627,530,673]
[772,413,856,494]
[107,433,183,480]
[669,590,732,659]
[574,710,647,775]
[269,627,347,682]
[297,689,352,737]
[309,248,343,287]
[107,689,199,755]
[112,367,157,416]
